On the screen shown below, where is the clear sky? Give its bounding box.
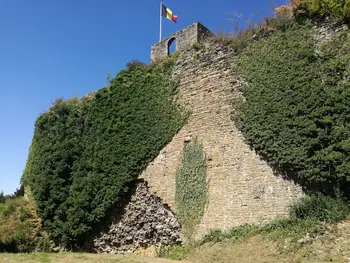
[0,0,286,195]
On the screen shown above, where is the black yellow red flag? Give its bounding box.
[161,4,178,23]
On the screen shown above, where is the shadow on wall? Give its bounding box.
[251,145,350,198]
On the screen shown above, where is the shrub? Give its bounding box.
[125,60,146,70]
[0,192,5,204]
[23,63,186,248]
[0,197,44,252]
[211,11,294,54]
[1,198,21,216]
[291,0,350,22]
[36,236,52,252]
[289,194,350,222]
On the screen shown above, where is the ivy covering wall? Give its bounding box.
[234,21,350,195]
[22,61,186,248]
[175,138,208,239]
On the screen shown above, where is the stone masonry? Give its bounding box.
[151,21,213,62]
[90,181,181,254]
[141,38,304,238]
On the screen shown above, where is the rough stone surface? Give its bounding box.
[151,21,213,62]
[91,181,181,254]
[313,20,349,45]
[141,39,305,239]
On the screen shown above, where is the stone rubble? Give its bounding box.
[92,181,181,254]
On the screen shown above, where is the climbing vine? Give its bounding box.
[175,138,208,239]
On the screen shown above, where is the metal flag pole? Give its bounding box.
[159,0,163,41]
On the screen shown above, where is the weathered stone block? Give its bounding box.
[151,21,213,62]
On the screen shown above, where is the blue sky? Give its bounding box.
[0,0,286,195]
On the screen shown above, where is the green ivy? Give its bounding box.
[234,21,350,195]
[22,62,186,248]
[175,138,208,239]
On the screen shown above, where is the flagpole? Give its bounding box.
[159,0,162,41]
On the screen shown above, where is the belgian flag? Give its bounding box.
[161,4,178,23]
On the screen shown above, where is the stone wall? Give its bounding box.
[313,20,349,55]
[141,40,304,239]
[151,21,213,62]
[88,181,181,254]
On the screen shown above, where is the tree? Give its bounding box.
[0,192,5,203]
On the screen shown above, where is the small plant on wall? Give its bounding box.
[175,138,208,239]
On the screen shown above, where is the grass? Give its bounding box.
[0,252,188,263]
[163,219,350,263]
[195,218,322,251]
[3,221,349,263]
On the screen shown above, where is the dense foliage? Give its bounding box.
[0,196,46,252]
[292,0,350,22]
[175,138,208,238]
[234,22,350,194]
[22,61,186,248]
[289,194,350,222]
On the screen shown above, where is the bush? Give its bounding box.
[0,192,5,204]
[36,236,52,252]
[23,62,186,248]
[0,197,44,252]
[290,194,350,222]
[125,60,146,70]
[234,21,350,194]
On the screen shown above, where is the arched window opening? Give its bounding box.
[168,37,176,55]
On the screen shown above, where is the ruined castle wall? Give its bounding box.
[140,41,304,238]
[151,22,213,62]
